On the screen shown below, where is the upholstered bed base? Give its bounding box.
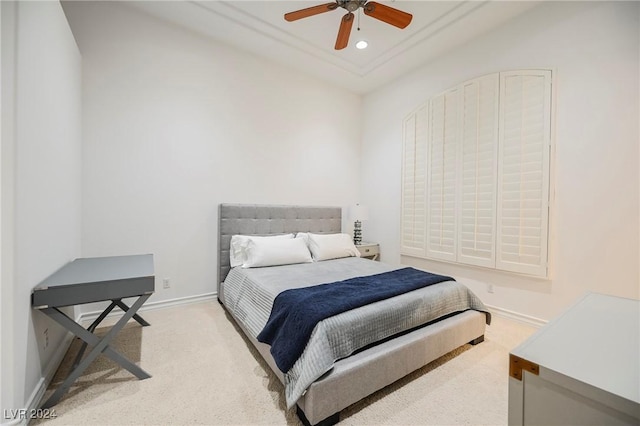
[217,204,487,425]
[222,279,486,425]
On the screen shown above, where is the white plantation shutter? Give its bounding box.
[401,70,551,278]
[427,89,459,261]
[414,105,428,252]
[458,74,499,267]
[496,71,551,276]
[400,105,428,256]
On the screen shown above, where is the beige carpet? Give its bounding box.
[34,301,536,425]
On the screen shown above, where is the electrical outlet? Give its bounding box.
[163,278,170,289]
[487,283,494,294]
[44,328,49,350]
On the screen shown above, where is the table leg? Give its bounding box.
[71,301,119,370]
[114,299,150,327]
[40,294,151,408]
[71,298,151,369]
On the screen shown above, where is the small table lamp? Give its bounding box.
[350,204,369,246]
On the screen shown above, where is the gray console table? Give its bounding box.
[32,254,155,408]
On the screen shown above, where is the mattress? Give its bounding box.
[222,257,489,408]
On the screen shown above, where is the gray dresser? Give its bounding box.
[508,293,639,425]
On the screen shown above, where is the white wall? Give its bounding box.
[361,1,640,322]
[62,2,362,312]
[0,0,82,417]
[0,0,633,416]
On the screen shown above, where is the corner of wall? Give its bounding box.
[1,0,83,417]
[1,0,18,419]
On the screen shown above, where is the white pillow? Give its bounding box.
[229,234,294,267]
[307,233,361,261]
[242,237,313,268]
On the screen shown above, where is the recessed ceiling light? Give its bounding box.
[355,40,368,50]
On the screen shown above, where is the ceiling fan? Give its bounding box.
[284,1,413,50]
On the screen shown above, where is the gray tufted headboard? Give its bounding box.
[217,204,342,297]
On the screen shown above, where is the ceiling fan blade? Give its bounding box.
[335,12,354,50]
[285,2,337,22]
[363,1,412,29]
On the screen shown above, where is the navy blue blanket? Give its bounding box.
[257,267,454,373]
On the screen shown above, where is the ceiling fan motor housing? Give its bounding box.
[339,0,367,12]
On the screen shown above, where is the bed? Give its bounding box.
[217,204,490,426]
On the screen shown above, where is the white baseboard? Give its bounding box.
[6,331,76,426]
[16,292,217,425]
[486,304,547,328]
[78,292,217,326]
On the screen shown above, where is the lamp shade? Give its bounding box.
[350,204,369,221]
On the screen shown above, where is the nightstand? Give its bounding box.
[356,242,379,260]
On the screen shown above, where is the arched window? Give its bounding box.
[401,70,552,277]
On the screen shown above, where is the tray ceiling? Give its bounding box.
[128,1,540,94]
